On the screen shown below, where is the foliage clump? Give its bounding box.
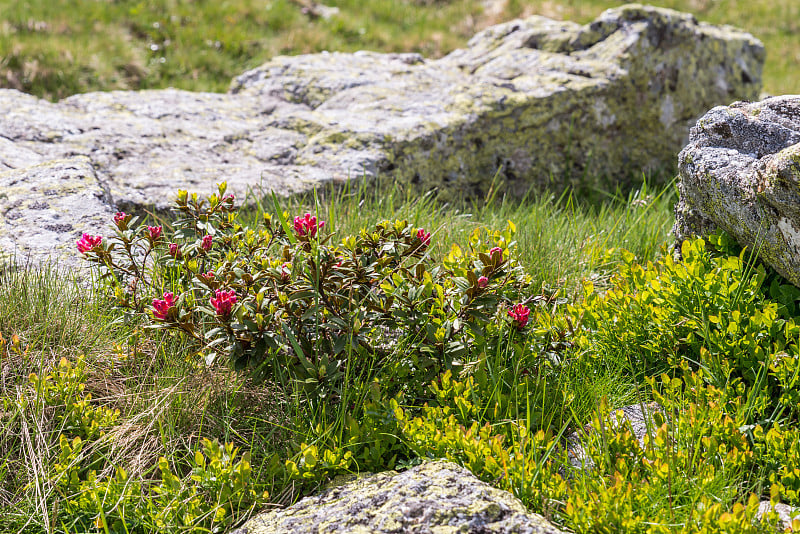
[6,186,800,532]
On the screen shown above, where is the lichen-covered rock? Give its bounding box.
[230,460,564,534]
[0,4,763,267]
[0,157,115,267]
[674,96,800,287]
[231,3,763,199]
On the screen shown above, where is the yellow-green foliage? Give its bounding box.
[574,238,800,420]
[753,424,800,505]
[26,357,267,533]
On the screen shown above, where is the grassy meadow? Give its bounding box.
[3,1,800,533]
[0,0,798,100]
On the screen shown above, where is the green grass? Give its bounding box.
[0,0,797,101]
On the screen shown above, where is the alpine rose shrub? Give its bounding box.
[416,228,432,246]
[210,289,237,318]
[508,303,530,329]
[78,184,536,399]
[293,213,324,238]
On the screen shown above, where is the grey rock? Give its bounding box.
[674,96,800,287]
[0,4,764,268]
[756,501,800,530]
[230,460,564,534]
[0,157,115,268]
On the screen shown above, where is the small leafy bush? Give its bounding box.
[572,237,800,425]
[79,185,534,402]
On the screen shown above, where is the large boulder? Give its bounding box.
[674,96,800,287]
[230,460,564,534]
[0,4,763,267]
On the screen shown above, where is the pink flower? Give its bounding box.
[224,194,235,203]
[168,243,180,258]
[508,303,530,329]
[293,213,325,238]
[148,226,162,240]
[416,229,431,246]
[489,247,503,259]
[113,212,129,230]
[198,271,215,284]
[210,289,237,318]
[477,276,489,288]
[76,234,102,254]
[152,291,177,321]
[201,235,213,251]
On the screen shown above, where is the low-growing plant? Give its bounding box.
[78,185,536,405]
[569,236,800,426]
[25,355,268,534]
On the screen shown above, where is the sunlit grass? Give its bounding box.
[0,0,795,101]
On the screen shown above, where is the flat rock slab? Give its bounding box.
[674,96,800,287]
[0,4,763,268]
[230,460,564,534]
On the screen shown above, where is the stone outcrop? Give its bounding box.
[0,4,763,268]
[674,96,800,287]
[230,460,565,534]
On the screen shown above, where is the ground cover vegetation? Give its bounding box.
[3,178,800,533]
[4,1,800,533]
[0,0,797,100]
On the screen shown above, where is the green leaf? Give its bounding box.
[272,192,296,244]
[282,323,316,374]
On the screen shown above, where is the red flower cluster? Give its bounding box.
[489,247,503,259]
[168,243,180,258]
[152,291,177,321]
[416,228,431,246]
[477,276,489,288]
[76,234,102,254]
[293,213,325,238]
[210,289,237,318]
[147,226,162,240]
[201,235,213,251]
[508,303,530,329]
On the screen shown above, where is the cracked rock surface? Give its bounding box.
[0,4,763,268]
